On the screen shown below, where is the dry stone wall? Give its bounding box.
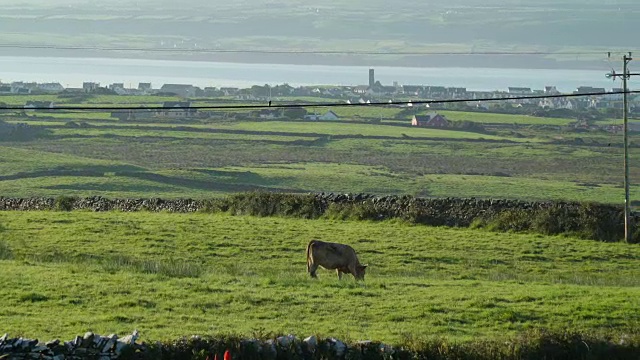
[1,331,636,360]
[0,331,141,360]
[0,194,635,241]
[0,331,372,360]
[0,194,624,217]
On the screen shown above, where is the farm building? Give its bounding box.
[304,110,340,121]
[158,101,198,118]
[411,113,450,128]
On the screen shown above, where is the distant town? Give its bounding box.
[2,68,640,134]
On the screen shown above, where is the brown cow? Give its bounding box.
[306,240,368,280]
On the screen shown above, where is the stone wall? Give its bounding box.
[0,194,635,241]
[0,197,202,212]
[0,331,140,360]
[2,331,636,360]
[0,194,626,218]
[0,331,375,360]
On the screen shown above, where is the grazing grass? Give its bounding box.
[46,127,317,142]
[0,94,61,105]
[2,97,640,204]
[27,119,528,142]
[308,106,405,119]
[0,94,182,106]
[0,115,638,203]
[217,163,637,202]
[0,143,636,203]
[439,110,575,126]
[0,211,638,343]
[0,175,219,199]
[22,112,116,120]
[217,120,511,140]
[0,146,136,175]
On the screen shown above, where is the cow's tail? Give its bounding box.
[306,240,315,272]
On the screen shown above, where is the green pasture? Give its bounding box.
[416,173,628,202]
[0,211,638,343]
[324,138,586,158]
[0,175,216,199]
[0,93,599,129]
[0,141,636,203]
[439,111,575,126]
[212,163,637,203]
[0,94,60,104]
[594,118,640,126]
[0,146,132,176]
[1,107,639,203]
[216,121,510,140]
[275,96,339,103]
[81,95,182,104]
[47,127,317,142]
[0,94,182,106]
[307,106,404,120]
[21,112,115,120]
[7,118,527,141]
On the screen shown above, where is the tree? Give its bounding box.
[283,107,308,119]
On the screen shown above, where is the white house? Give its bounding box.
[320,110,339,120]
[158,101,197,118]
[24,101,55,111]
[37,82,64,92]
[304,110,340,121]
[508,87,532,95]
[352,85,370,95]
[160,84,198,98]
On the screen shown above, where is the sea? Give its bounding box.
[0,55,628,93]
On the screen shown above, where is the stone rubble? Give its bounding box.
[0,331,143,360]
[0,332,395,360]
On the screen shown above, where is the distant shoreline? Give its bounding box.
[0,52,617,92]
[0,48,607,72]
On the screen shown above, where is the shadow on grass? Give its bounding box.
[190,168,275,185]
[1,165,307,194]
[120,171,302,193]
[0,165,143,181]
[0,240,14,260]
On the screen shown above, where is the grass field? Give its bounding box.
[0,160,635,202]
[2,93,640,204]
[28,120,516,141]
[0,211,638,343]
[1,109,639,203]
[207,120,517,140]
[0,94,184,106]
[438,111,575,126]
[307,106,405,120]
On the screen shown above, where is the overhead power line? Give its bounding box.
[0,43,632,56]
[606,53,640,243]
[1,91,638,112]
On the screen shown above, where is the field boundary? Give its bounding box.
[1,330,638,360]
[1,192,637,243]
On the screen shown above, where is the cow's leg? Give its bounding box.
[308,263,319,278]
[336,269,343,280]
[347,264,358,279]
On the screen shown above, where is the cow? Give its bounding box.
[306,240,368,280]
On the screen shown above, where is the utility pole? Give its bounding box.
[607,53,640,242]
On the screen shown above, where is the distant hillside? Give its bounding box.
[0,0,638,69]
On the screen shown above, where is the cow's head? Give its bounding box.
[355,264,368,280]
